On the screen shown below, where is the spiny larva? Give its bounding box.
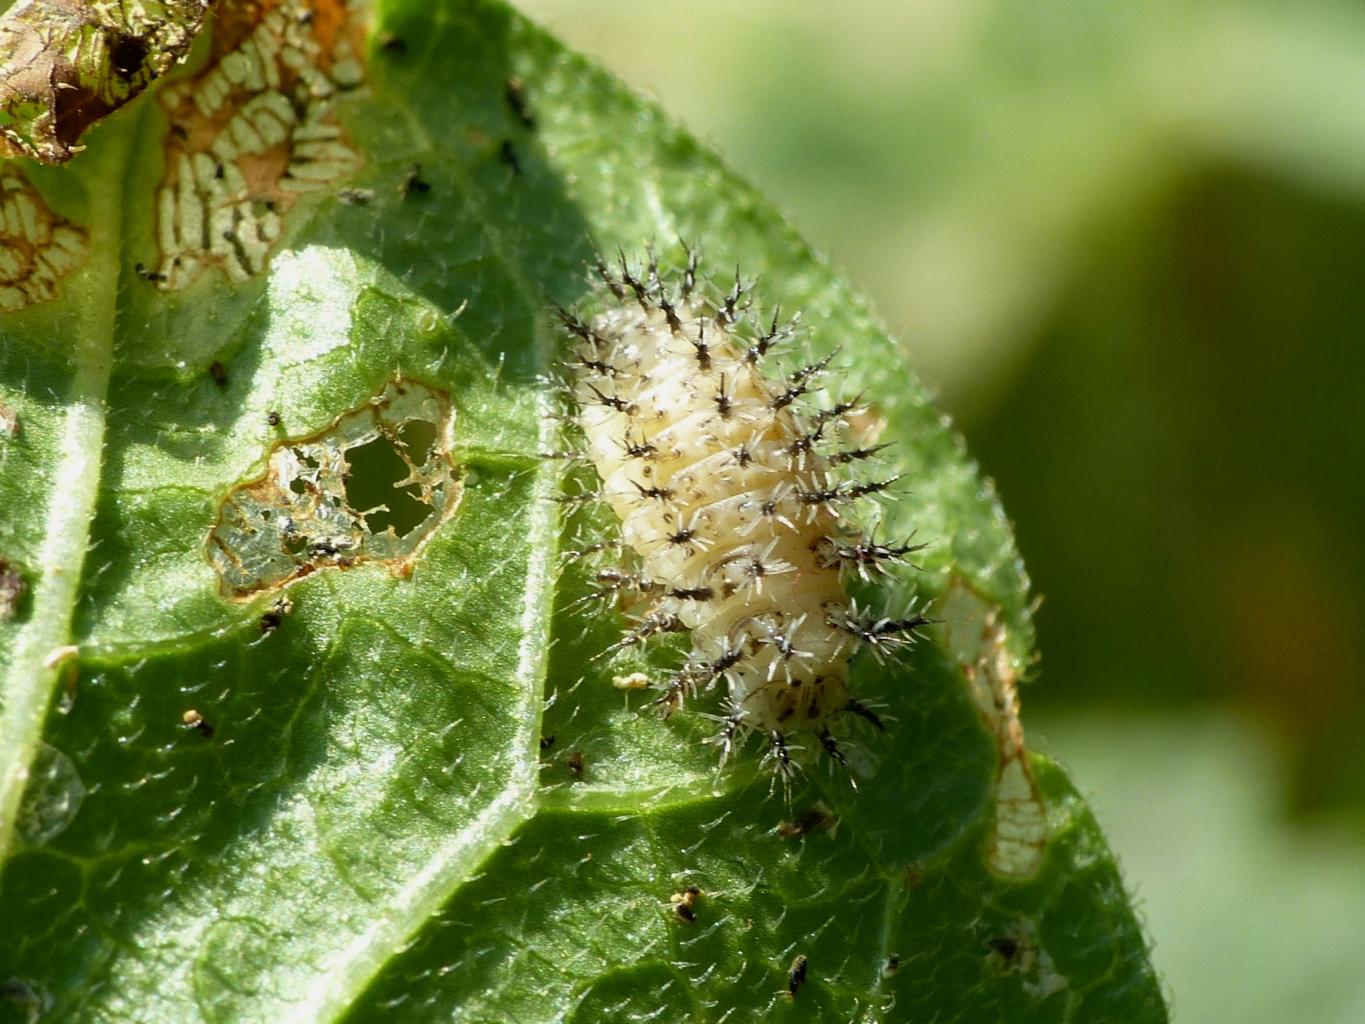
[554,248,927,781]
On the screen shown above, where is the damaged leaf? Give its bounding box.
[0,1,1167,1022]
[0,166,86,309]
[154,0,367,288]
[0,0,213,163]
[209,376,459,598]
[942,578,1050,880]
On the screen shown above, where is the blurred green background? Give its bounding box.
[519,1,1365,1020]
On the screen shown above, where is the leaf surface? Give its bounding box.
[0,2,1167,1021]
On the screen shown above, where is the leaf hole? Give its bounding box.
[345,433,431,537]
[398,418,437,464]
[208,377,460,599]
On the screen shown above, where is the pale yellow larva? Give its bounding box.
[558,250,925,778]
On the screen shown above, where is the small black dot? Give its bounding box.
[499,139,522,175]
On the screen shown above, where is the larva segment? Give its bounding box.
[560,252,922,776]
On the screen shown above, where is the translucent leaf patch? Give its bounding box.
[154,0,366,288]
[0,170,86,311]
[942,578,1048,879]
[208,376,460,599]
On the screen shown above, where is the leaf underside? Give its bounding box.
[0,1,1167,1022]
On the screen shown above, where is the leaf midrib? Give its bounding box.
[0,138,129,859]
[286,39,567,1011]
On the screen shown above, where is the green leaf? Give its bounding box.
[0,1,1167,1021]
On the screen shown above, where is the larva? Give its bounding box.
[556,249,926,780]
